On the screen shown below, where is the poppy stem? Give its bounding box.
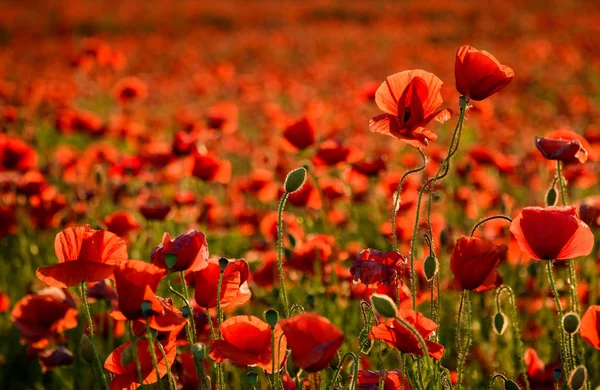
[487,373,508,389]
[394,315,433,376]
[156,341,176,390]
[545,261,570,377]
[79,282,110,390]
[127,322,144,385]
[271,328,277,389]
[144,318,164,390]
[556,161,567,205]
[391,147,427,252]
[496,286,530,390]
[470,215,512,237]
[216,271,225,327]
[277,192,291,318]
[327,352,358,390]
[456,290,471,390]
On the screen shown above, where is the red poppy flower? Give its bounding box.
[0,134,38,172]
[36,226,128,288]
[350,248,408,287]
[450,236,507,291]
[206,102,238,134]
[209,315,287,373]
[579,195,600,228]
[138,195,172,221]
[283,117,315,151]
[11,292,78,348]
[112,260,166,320]
[369,70,452,148]
[191,150,232,184]
[370,309,444,360]
[313,140,350,167]
[454,45,514,101]
[104,338,177,389]
[510,206,594,260]
[103,211,141,239]
[580,305,600,349]
[357,369,411,390]
[111,76,148,104]
[535,130,590,164]
[192,258,251,309]
[352,157,388,177]
[151,230,209,272]
[279,313,344,372]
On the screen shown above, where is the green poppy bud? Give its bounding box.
[370,294,398,318]
[247,371,259,387]
[504,380,521,390]
[546,187,557,207]
[284,167,307,193]
[264,309,279,328]
[493,312,508,335]
[120,344,135,367]
[568,365,587,390]
[424,256,438,281]
[192,343,206,360]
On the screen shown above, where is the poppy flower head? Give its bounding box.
[535,130,590,164]
[279,313,344,372]
[209,315,287,373]
[455,45,514,101]
[36,226,128,288]
[450,236,507,291]
[103,211,140,239]
[151,230,209,272]
[350,248,408,287]
[369,70,451,148]
[283,117,316,151]
[112,260,166,320]
[510,206,594,260]
[193,258,251,309]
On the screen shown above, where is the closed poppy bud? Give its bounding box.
[493,312,508,335]
[568,366,587,390]
[504,380,521,390]
[264,309,279,328]
[455,45,514,101]
[371,294,398,318]
[247,371,259,387]
[80,334,95,364]
[424,256,438,281]
[546,187,558,207]
[192,343,206,360]
[563,312,580,334]
[284,167,307,193]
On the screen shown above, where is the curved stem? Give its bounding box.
[392,148,427,251]
[156,342,176,390]
[144,318,164,390]
[487,373,507,389]
[456,291,471,390]
[277,192,291,317]
[545,261,570,376]
[470,215,513,237]
[327,352,358,390]
[79,282,109,390]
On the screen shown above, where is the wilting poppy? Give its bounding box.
[510,206,594,260]
[209,316,287,373]
[112,260,166,320]
[369,70,452,148]
[535,130,590,164]
[36,226,128,288]
[279,313,344,372]
[283,116,315,151]
[103,211,141,239]
[193,258,251,309]
[38,347,75,373]
[450,236,507,291]
[370,309,444,360]
[104,338,177,389]
[151,230,209,272]
[350,248,408,287]
[356,369,411,390]
[580,305,600,349]
[454,45,514,101]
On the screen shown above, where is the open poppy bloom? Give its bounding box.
[279,313,344,372]
[535,130,590,164]
[350,248,408,287]
[454,45,514,101]
[369,69,452,148]
[104,338,177,389]
[112,260,166,320]
[370,309,444,361]
[209,315,287,373]
[151,230,209,272]
[510,206,594,260]
[580,305,600,349]
[192,258,251,309]
[36,226,128,288]
[450,236,507,291]
[356,369,411,390]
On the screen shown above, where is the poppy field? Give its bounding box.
[2,1,600,389]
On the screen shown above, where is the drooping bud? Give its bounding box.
[192,343,206,360]
[424,256,438,281]
[284,167,307,193]
[546,187,558,207]
[79,334,95,364]
[165,253,178,269]
[370,294,398,318]
[504,380,521,390]
[493,312,508,335]
[218,257,229,273]
[568,366,587,390]
[562,312,580,334]
[264,309,279,328]
[247,370,259,387]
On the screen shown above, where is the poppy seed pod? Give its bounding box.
[247,371,259,387]
[218,257,229,273]
[493,312,508,335]
[80,334,95,364]
[504,380,521,390]
[284,167,307,193]
[568,365,587,390]
[553,368,562,382]
[165,253,178,269]
[192,343,206,360]
[563,312,581,334]
[264,309,279,328]
[370,294,398,318]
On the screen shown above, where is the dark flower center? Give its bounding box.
[403,108,411,123]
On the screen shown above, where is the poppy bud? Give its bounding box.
[80,334,95,364]
[562,312,580,334]
[181,305,191,318]
[284,167,307,193]
[120,344,135,367]
[424,256,438,281]
[192,343,206,360]
[247,371,259,387]
[141,300,153,317]
[553,368,562,382]
[218,257,229,273]
[370,294,398,318]
[493,312,508,335]
[504,380,521,390]
[546,187,558,207]
[165,253,178,269]
[264,309,279,328]
[568,365,587,390]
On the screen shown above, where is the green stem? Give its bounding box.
[127,322,144,385]
[156,342,176,390]
[277,192,291,317]
[470,215,512,237]
[487,373,508,389]
[556,161,567,205]
[271,327,277,389]
[456,291,471,390]
[144,318,164,390]
[545,261,570,376]
[79,282,109,390]
[327,352,358,390]
[394,315,432,374]
[216,271,225,326]
[391,148,427,251]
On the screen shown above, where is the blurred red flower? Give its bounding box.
[350,248,408,287]
[580,305,600,349]
[103,211,141,239]
[283,117,315,151]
